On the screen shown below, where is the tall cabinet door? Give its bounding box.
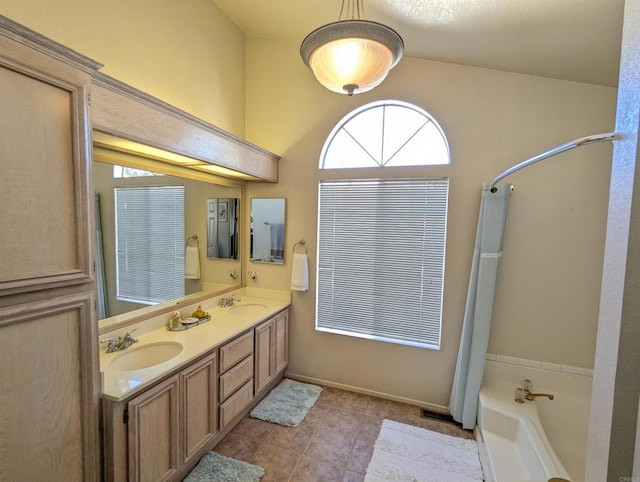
[0,21,101,482]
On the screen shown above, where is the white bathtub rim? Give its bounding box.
[477,380,572,481]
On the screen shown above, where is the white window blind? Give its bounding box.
[316,178,448,349]
[115,185,185,305]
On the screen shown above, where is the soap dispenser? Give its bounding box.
[192,305,206,319]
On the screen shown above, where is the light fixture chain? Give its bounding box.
[338,0,364,21]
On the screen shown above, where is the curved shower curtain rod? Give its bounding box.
[489,132,617,192]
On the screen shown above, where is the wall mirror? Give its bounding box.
[250,198,285,264]
[207,198,239,259]
[93,160,242,326]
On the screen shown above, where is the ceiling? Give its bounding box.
[212,0,624,88]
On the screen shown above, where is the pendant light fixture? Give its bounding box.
[300,0,404,96]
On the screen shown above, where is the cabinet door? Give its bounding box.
[0,25,99,482]
[128,375,180,482]
[274,311,289,374]
[255,319,275,394]
[181,353,217,466]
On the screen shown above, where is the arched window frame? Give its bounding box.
[319,99,450,169]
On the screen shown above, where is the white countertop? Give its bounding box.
[100,291,290,401]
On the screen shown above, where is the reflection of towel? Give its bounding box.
[185,245,200,279]
[270,223,285,258]
[291,253,309,292]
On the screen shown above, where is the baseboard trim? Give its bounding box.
[284,371,449,415]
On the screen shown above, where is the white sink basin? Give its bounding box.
[108,341,184,371]
[226,303,268,316]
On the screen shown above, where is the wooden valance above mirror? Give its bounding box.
[91,71,281,184]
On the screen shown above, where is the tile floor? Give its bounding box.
[213,384,475,481]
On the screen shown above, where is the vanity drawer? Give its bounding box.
[220,331,254,372]
[220,354,253,401]
[219,379,253,430]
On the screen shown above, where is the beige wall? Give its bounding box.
[243,36,616,407]
[1,0,246,136]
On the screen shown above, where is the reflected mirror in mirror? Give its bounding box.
[250,198,285,264]
[207,198,239,259]
[94,161,242,323]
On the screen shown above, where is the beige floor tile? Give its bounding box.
[251,444,301,482]
[290,456,344,482]
[346,439,374,473]
[214,432,261,462]
[305,427,356,466]
[343,470,366,482]
[232,416,277,442]
[265,422,317,453]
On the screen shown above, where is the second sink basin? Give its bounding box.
[108,341,184,371]
[226,303,268,316]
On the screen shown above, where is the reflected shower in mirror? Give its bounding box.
[207,198,239,259]
[250,198,285,264]
[93,161,242,323]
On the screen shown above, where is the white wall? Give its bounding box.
[244,37,617,407]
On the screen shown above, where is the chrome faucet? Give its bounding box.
[219,294,241,307]
[100,329,138,353]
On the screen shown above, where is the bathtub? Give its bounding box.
[475,359,592,482]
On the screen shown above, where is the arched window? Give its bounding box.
[320,100,450,169]
[316,101,449,350]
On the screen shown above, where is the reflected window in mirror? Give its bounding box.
[114,185,185,305]
[113,165,164,178]
[251,198,285,264]
[94,161,243,323]
[207,198,239,259]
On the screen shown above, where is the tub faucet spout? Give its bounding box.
[524,390,554,401]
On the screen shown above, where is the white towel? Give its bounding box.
[290,252,309,291]
[185,245,201,280]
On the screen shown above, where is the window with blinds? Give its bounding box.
[114,185,185,305]
[316,178,448,349]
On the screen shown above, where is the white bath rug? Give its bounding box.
[365,419,484,482]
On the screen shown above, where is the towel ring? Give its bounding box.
[293,239,308,254]
[186,235,199,247]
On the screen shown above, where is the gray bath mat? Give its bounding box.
[250,378,322,427]
[183,452,264,482]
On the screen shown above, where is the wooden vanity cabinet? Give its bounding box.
[102,308,288,481]
[255,310,289,395]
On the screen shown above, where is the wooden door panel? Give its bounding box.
[0,50,93,295]
[0,291,98,482]
[182,353,217,464]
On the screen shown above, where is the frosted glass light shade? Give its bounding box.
[301,20,403,96]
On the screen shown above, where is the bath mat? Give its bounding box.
[183,451,264,482]
[250,378,322,427]
[365,419,484,482]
